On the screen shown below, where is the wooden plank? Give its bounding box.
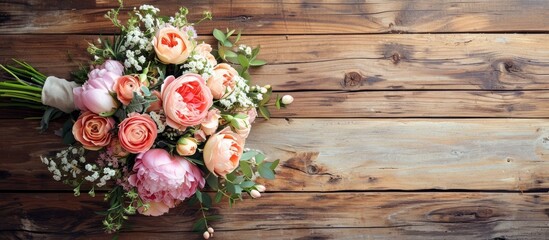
[2,119,549,191]
[2,1,549,34]
[1,192,548,239]
[2,34,549,91]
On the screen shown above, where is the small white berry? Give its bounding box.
[281,95,294,105]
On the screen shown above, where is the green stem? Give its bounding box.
[0,65,29,86]
[0,82,42,92]
[12,59,47,80]
[0,93,42,103]
[4,65,45,85]
[0,89,42,98]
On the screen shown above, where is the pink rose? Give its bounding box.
[195,43,217,66]
[203,127,245,177]
[201,109,220,136]
[161,74,213,130]
[247,108,257,123]
[73,61,122,116]
[118,113,157,154]
[207,63,238,99]
[114,75,142,105]
[153,26,192,64]
[129,149,205,216]
[146,90,163,112]
[72,111,115,150]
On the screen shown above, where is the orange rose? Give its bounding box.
[72,111,116,150]
[203,127,244,177]
[153,26,192,64]
[118,113,158,154]
[114,75,142,105]
[207,63,238,99]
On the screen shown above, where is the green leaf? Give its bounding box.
[224,50,238,58]
[259,86,272,106]
[270,159,280,171]
[258,105,270,119]
[195,190,203,203]
[237,55,249,68]
[140,86,150,96]
[258,164,275,180]
[192,218,207,232]
[226,172,236,182]
[206,174,219,190]
[226,182,243,195]
[250,59,267,66]
[235,31,242,43]
[240,181,255,188]
[239,161,253,179]
[213,29,226,42]
[275,94,282,109]
[252,45,261,58]
[255,153,266,164]
[240,70,251,81]
[240,150,258,161]
[223,40,233,48]
[214,191,223,203]
[227,29,235,37]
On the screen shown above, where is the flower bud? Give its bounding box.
[208,227,214,233]
[255,184,266,192]
[203,231,211,239]
[250,189,261,198]
[176,137,198,156]
[281,95,294,105]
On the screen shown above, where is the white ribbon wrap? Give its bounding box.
[41,76,79,113]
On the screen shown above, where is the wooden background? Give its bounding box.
[1,0,549,239]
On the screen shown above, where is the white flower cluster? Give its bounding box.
[238,44,252,56]
[84,164,117,187]
[182,53,215,80]
[139,4,160,14]
[149,111,166,133]
[135,5,163,31]
[41,146,86,181]
[120,28,152,71]
[219,76,255,109]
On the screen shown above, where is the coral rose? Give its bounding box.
[195,43,217,66]
[118,113,157,154]
[207,63,238,99]
[114,75,142,105]
[153,26,192,64]
[161,74,213,130]
[128,149,205,216]
[72,111,116,150]
[203,127,245,177]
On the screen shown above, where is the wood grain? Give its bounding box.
[2,34,549,91]
[2,0,549,34]
[2,119,549,191]
[1,192,548,239]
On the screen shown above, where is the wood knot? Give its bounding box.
[391,53,401,64]
[238,15,252,21]
[343,72,364,88]
[428,206,497,223]
[306,165,319,174]
[502,60,520,73]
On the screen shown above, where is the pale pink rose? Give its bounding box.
[146,90,163,112]
[72,111,116,150]
[138,201,171,217]
[118,113,157,154]
[194,129,207,142]
[114,75,142,105]
[128,149,205,216]
[107,138,129,158]
[176,137,198,156]
[201,109,220,136]
[207,63,238,99]
[73,64,121,116]
[247,107,258,123]
[161,74,213,130]
[195,43,217,66]
[203,127,245,177]
[152,26,192,64]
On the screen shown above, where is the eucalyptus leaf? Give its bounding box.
[224,50,238,58]
[223,40,233,48]
[255,153,265,164]
[239,161,253,179]
[250,59,267,66]
[237,55,249,68]
[213,29,226,42]
[206,174,219,190]
[240,181,255,188]
[258,105,270,119]
[214,191,223,203]
[240,150,258,161]
[270,159,280,170]
[258,164,275,180]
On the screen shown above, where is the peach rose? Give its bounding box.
[231,115,252,139]
[176,137,198,156]
[138,201,171,217]
[195,43,217,66]
[146,90,163,112]
[201,109,220,136]
[114,75,141,105]
[118,113,158,154]
[161,74,213,130]
[207,63,238,99]
[72,111,115,150]
[153,26,192,64]
[203,127,245,177]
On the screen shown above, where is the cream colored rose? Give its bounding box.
[152,26,192,64]
[195,43,217,66]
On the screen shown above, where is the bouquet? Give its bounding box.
[0,2,293,238]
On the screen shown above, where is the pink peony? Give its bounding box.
[161,74,213,130]
[73,60,123,116]
[72,111,116,150]
[118,113,157,154]
[129,149,205,216]
[203,127,245,177]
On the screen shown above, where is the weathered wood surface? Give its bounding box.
[2,119,549,192]
[2,34,549,91]
[1,192,548,239]
[2,0,549,34]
